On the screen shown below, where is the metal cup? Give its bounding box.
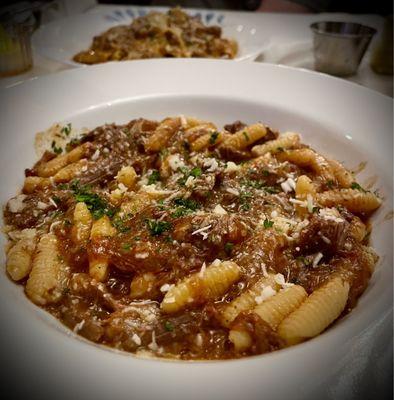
[310,21,377,77]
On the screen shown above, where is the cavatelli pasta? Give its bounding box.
[221,123,267,150]
[116,166,137,189]
[161,260,241,313]
[36,142,93,177]
[278,276,350,345]
[190,130,228,152]
[25,233,69,305]
[229,285,307,351]
[144,117,181,153]
[220,274,279,327]
[276,148,335,182]
[6,235,37,281]
[71,202,93,245]
[251,132,300,156]
[53,159,88,183]
[316,189,381,214]
[328,159,354,188]
[89,216,116,281]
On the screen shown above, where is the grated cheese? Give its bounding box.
[312,252,323,268]
[8,194,27,213]
[255,285,276,304]
[73,319,85,333]
[168,154,185,171]
[199,262,207,278]
[160,283,173,293]
[37,201,48,210]
[274,273,294,288]
[132,333,142,346]
[213,204,227,215]
[135,252,149,259]
[226,187,239,196]
[91,149,100,160]
[185,176,196,187]
[148,331,158,351]
[204,158,219,172]
[225,161,240,172]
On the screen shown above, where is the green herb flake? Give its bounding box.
[326,180,335,189]
[263,219,274,229]
[133,236,141,241]
[122,243,131,251]
[164,321,174,331]
[209,131,219,145]
[112,217,131,233]
[61,123,72,136]
[70,180,116,220]
[276,146,284,152]
[147,170,161,185]
[312,206,320,214]
[51,140,63,155]
[351,182,367,192]
[242,131,250,142]
[224,242,234,255]
[145,219,172,236]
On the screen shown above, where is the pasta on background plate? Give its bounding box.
[3,115,381,360]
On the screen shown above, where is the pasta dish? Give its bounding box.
[3,116,381,359]
[73,8,238,64]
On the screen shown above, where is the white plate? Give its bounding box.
[32,7,266,66]
[0,60,392,400]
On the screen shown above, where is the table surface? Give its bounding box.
[1,5,392,97]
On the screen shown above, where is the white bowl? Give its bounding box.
[0,59,392,400]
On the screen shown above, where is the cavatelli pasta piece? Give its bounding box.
[6,236,37,281]
[52,159,88,183]
[120,192,152,215]
[276,148,335,182]
[328,159,354,188]
[116,166,137,189]
[144,117,181,153]
[229,285,307,351]
[251,132,300,156]
[278,276,350,345]
[130,273,157,299]
[360,245,379,273]
[161,260,241,313]
[316,189,381,214]
[23,176,52,193]
[36,142,93,177]
[71,202,93,245]
[296,175,316,200]
[252,285,308,329]
[220,274,279,327]
[190,130,228,152]
[25,233,69,305]
[295,175,317,215]
[348,216,367,242]
[89,216,116,281]
[221,123,267,150]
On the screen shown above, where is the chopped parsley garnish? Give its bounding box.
[171,197,200,218]
[177,167,202,186]
[51,140,63,154]
[242,131,250,141]
[133,236,141,241]
[147,170,161,185]
[239,191,252,211]
[276,146,284,152]
[164,321,174,331]
[209,131,219,145]
[145,219,171,236]
[312,206,320,213]
[296,256,312,266]
[70,180,116,220]
[122,243,131,251]
[263,219,274,229]
[61,123,72,136]
[262,169,270,177]
[241,178,279,194]
[112,216,131,233]
[159,148,169,159]
[351,182,367,192]
[326,179,335,189]
[224,242,234,255]
[52,196,61,205]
